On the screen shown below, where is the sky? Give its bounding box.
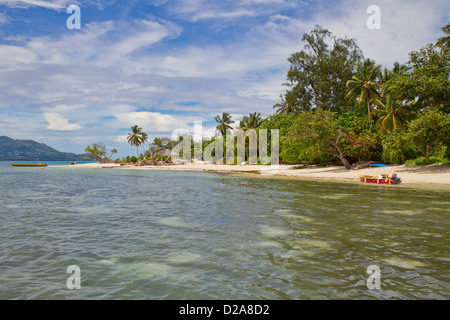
[0,0,449,158]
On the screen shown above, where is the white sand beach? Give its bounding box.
[63,162,450,187]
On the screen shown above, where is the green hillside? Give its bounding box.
[0,136,95,161]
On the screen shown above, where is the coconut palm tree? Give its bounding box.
[372,95,413,135]
[273,92,297,114]
[273,101,293,114]
[127,125,146,158]
[380,62,411,83]
[238,112,264,163]
[436,23,450,52]
[214,113,234,137]
[345,59,382,119]
[239,112,263,130]
[140,132,149,159]
[391,61,411,77]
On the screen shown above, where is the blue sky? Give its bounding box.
[0,0,449,158]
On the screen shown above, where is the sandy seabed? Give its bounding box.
[61,162,450,189]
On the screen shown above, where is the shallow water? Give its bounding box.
[0,165,449,299]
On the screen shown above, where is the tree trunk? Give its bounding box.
[149,147,154,162]
[329,129,352,170]
[415,145,432,164]
[332,144,352,170]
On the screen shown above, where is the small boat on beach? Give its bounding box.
[359,164,401,184]
[11,163,47,167]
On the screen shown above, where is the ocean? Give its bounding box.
[0,164,449,299]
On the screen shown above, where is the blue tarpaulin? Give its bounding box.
[370,164,391,167]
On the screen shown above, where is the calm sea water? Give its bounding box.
[0,161,96,166]
[0,164,449,300]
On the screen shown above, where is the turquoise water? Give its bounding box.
[0,165,449,299]
[0,161,96,166]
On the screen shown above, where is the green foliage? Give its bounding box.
[114,23,450,168]
[0,136,94,161]
[260,113,296,136]
[336,105,381,162]
[336,103,370,130]
[378,110,450,164]
[372,94,415,135]
[384,44,450,114]
[380,130,417,164]
[281,25,363,113]
[284,108,353,168]
[214,113,234,136]
[129,156,139,163]
[345,59,382,118]
[123,155,139,163]
[431,144,450,159]
[406,109,450,162]
[84,143,118,162]
[280,141,334,165]
[436,23,450,52]
[405,157,450,166]
[84,142,108,161]
[127,125,147,158]
[239,112,263,130]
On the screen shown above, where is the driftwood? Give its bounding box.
[351,161,376,170]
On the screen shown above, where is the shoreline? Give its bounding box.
[58,162,450,189]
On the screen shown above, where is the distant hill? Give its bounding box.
[0,136,95,161]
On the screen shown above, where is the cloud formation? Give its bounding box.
[0,0,448,156]
[44,112,82,131]
[0,0,70,10]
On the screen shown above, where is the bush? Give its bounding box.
[405,157,450,165]
[380,129,417,164]
[129,156,139,163]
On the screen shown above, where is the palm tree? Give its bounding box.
[238,112,264,163]
[273,101,293,114]
[273,92,296,114]
[140,132,149,159]
[127,125,146,158]
[214,113,234,137]
[380,62,410,83]
[239,112,263,130]
[345,59,382,119]
[372,95,412,135]
[391,61,410,77]
[436,23,450,52]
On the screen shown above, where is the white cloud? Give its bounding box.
[303,0,449,67]
[115,135,129,143]
[1,0,448,156]
[191,9,256,21]
[0,0,71,10]
[44,112,82,131]
[169,0,299,22]
[0,45,38,69]
[114,111,192,132]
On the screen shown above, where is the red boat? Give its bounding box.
[359,164,402,184]
[359,174,401,184]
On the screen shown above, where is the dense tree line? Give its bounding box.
[87,23,450,168]
[263,24,450,168]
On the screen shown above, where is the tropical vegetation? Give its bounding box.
[87,23,450,168]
